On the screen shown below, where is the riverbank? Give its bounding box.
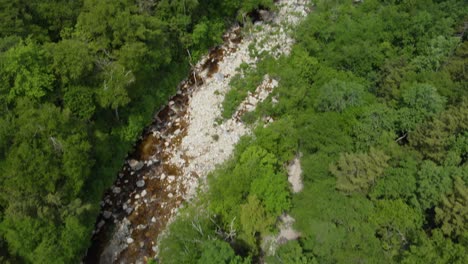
[85,1,310,263]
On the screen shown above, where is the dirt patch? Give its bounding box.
[287,156,303,193]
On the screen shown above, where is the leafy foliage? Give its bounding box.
[163,0,468,262]
[0,0,272,262]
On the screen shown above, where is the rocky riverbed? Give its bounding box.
[84,1,310,263]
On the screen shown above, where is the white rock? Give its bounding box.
[151,217,157,223]
[136,180,145,188]
[167,175,175,183]
[141,190,147,197]
[129,159,144,171]
[168,193,174,198]
[126,237,134,244]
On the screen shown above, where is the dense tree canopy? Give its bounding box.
[161,0,467,263]
[1,0,467,263]
[0,0,273,262]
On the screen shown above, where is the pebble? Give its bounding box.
[103,211,112,219]
[112,187,121,194]
[136,180,145,188]
[141,190,147,197]
[126,237,134,244]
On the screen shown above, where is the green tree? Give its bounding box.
[267,240,317,264]
[402,230,467,264]
[63,86,96,120]
[409,101,468,163]
[0,40,54,101]
[198,239,246,264]
[435,177,468,239]
[315,79,365,113]
[239,195,275,249]
[415,161,453,210]
[371,199,423,256]
[48,39,93,85]
[97,62,133,119]
[398,83,446,132]
[330,148,390,194]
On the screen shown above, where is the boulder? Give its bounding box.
[136,180,145,188]
[112,187,121,194]
[128,159,144,171]
[97,220,105,229]
[103,211,112,219]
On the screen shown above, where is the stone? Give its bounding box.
[141,190,147,197]
[128,159,144,171]
[168,193,174,198]
[136,180,145,188]
[258,10,274,22]
[103,211,112,219]
[126,207,133,214]
[215,72,224,82]
[97,220,105,229]
[137,224,146,230]
[135,194,140,199]
[126,237,134,244]
[167,175,175,183]
[272,96,279,104]
[151,217,157,223]
[160,173,166,180]
[112,187,121,194]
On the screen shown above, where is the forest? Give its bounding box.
[0,0,273,263]
[159,0,468,263]
[0,0,467,263]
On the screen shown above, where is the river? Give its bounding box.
[84,1,309,263]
